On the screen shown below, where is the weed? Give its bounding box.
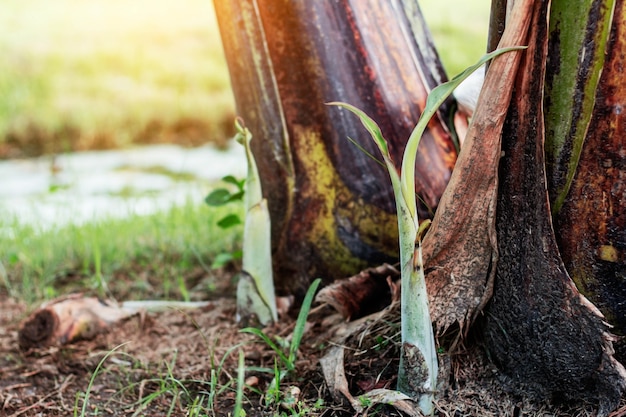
[241,278,321,379]
[239,278,321,413]
[75,343,129,417]
[205,175,246,269]
[0,200,242,302]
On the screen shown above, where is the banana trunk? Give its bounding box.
[213,0,459,299]
[554,0,626,337]
[483,0,626,412]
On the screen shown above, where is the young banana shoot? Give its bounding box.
[330,47,523,415]
[235,119,278,326]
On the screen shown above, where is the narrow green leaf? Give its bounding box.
[244,366,275,374]
[289,278,322,367]
[346,136,385,168]
[327,102,390,157]
[222,175,245,191]
[240,327,290,366]
[329,102,401,202]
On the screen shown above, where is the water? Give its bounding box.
[0,143,246,230]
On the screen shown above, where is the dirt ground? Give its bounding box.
[2,278,626,417]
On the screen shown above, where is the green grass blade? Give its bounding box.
[240,327,290,366]
[78,343,129,417]
[288,278,321,367]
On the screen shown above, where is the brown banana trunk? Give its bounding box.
[483,0,626,412]
[554,0,626,339]
[214,0,459,300]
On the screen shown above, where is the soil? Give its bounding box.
[2,276,626,417]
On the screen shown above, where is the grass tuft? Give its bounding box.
[0,200,243,303]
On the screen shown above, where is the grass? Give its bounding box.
[0,199,243,303]
[0,0,235,157]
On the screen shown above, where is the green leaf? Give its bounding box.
[346,136,385,168]
[401,45,527,218]
[211,252,236,269]
[241,327,291,366]
[217,213,242,229]
[222,175,245,191]
[327,102,389,157]
[228,190,245,203]
[204,188,232,206]
[289,278,321,367]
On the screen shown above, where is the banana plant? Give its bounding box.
[234,118,277,326]
[213,0,458,301]
[331,46,522,415]
[544,0,614,215]
[547,0,626,337]
[483,0,626,413]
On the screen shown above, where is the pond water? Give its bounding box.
[0,143,246,230]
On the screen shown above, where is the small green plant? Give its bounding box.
[75,343,129,417]
[204,175,245,216]
[233,118,278,326]
[358,395,373,408]
[241,278,321,379]
[240,279,321,413]
[204,175,246,269]
[183,313,249,416]
[331,47,524,415]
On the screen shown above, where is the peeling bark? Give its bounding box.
[421,0,533,337]
[315,263,399,320]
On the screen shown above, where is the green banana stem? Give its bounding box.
[236,119,277,325]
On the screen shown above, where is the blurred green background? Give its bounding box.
[0,0,489,159]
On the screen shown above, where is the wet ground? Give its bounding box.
[0,143,245,229]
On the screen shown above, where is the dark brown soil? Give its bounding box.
[2,282,626,417]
